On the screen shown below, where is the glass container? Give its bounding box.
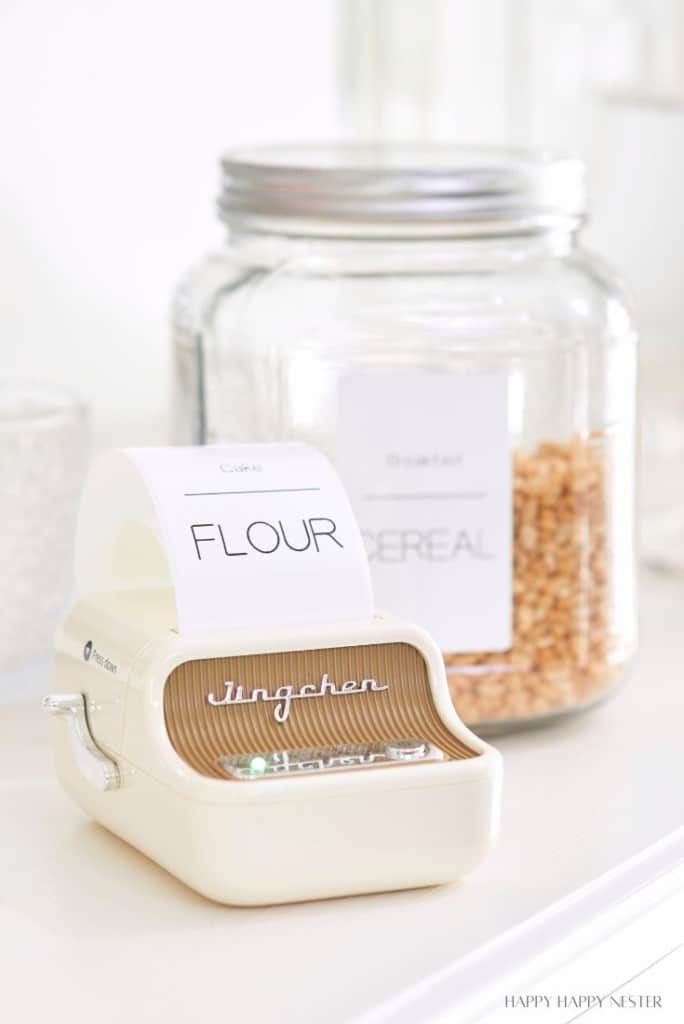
[0,380,89,684]
[172,145,638,733]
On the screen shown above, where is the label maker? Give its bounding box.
[45,445,502,905]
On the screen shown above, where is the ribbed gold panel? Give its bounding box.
[163,642,478,778]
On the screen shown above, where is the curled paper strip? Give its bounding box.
[75,444,374,633]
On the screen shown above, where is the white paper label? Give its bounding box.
[337,373,512,652]
[77,444,373,633]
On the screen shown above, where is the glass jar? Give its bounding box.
[172,145,638,733]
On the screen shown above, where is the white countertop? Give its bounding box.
[2,572,683,1024]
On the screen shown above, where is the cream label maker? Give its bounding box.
[45,444,502,905]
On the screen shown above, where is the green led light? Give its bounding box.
[248,755,268,774]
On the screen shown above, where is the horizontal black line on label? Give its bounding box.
[363,492,486,501]
[183,487,322,497]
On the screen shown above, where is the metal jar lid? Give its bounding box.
[218,144,586,238]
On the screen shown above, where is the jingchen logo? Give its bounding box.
[83,640,93,662]
[208,674,389,724]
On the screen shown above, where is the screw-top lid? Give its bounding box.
[218,144,585,237]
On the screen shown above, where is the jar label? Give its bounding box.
[337,372,512,652]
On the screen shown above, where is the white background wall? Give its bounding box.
[0,0,340,445]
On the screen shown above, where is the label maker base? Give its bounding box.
[47,593,500,905]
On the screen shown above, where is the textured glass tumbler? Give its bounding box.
[0,382,89,671]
